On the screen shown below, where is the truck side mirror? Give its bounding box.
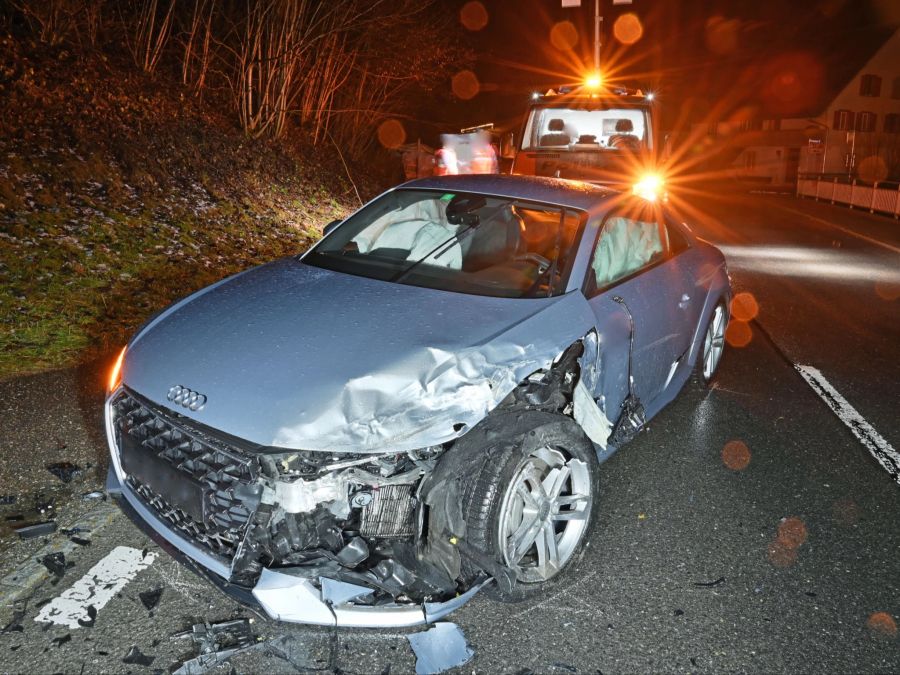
[323,219,342,236]
[500,132,516,159]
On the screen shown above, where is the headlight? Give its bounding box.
[633,173,665,202]
[108,347,126,393]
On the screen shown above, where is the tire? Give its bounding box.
[461,412,600,603]
[690,301,727,389]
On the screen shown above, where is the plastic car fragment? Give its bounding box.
[14,521,57,539]
[407,622,474,674]
[173,618,260,675]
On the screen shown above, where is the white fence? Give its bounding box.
[797,175,900,218]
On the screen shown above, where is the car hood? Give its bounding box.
[122,258,596,453]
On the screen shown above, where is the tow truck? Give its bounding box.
[500,76,665,200]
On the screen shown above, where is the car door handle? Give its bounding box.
[678,293,690,308]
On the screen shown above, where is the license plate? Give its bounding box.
[119,433,205,523]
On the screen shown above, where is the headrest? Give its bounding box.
[615,119,634,132]
[577,134,597,143]
[548,118,565,132]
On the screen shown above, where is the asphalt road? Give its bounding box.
[1,191,898,674]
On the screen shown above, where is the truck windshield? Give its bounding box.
[523,106,650,152]
[303,189,585,299]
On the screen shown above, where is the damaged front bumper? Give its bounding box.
[104,391,488,628]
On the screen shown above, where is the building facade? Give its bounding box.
[803,28,900,180]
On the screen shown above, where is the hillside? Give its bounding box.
[0,35,377,379]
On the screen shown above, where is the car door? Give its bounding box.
[583,202,697,420]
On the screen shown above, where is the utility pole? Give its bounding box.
[594,0,602,71]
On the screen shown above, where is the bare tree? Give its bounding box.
[181,0,216,95]
[79,0,105,48]
[129,0,176,74]
[12,0,80,45]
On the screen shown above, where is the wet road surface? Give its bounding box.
[1,191,898,673]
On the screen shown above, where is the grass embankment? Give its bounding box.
[0,37,368,379]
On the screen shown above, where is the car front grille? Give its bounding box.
[111,389,261,560]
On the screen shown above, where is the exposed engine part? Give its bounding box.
[369,542,457,599]
[272,473,344,515]
[501,341,583,412]
[350,491,373,508]
[360,484,417,539]
[335,537,369,567]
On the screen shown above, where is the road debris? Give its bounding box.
[0,495,16,505]
[15,521,58,539]
[406,622,473,675]
[693,576,726,588]
[1,607,25,634]
[81,491,105,501]
[139,587,163,611]
[51,634,71,647]
[77,605,97,628]
[264,635,313,670]
[40,552,71,582]
[34,495,55,517]
[122,645,155,666]
[35,546,158,629]
[172,618,262,675]
[46,462,84,483]
[60,526,88,536]
[70,536,91,547]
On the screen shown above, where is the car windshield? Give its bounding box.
[303,189,586,298]
[523,106,649,152]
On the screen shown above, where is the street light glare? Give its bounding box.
[584,73,602,89]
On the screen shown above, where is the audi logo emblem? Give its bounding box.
[166,385,207,411]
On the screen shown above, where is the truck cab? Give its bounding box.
[509,85,658,188]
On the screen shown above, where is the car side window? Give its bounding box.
[664,219,690,255]
[589,214,665,289]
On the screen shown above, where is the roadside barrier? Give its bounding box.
[797,175,900,218]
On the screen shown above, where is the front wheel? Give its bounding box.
[461,414,599,602]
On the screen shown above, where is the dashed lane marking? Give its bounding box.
[796,365,900,484]
[35,546,157,629]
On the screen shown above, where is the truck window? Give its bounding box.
[523,107,649,152]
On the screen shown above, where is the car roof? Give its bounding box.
[400,175,616,213]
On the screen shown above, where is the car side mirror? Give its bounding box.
[323,219,341,236]
[500,132,516,159]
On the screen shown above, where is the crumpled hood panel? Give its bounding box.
[122,258,595,453]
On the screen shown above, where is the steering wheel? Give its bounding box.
[514,252,552,272]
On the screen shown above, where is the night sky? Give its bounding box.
[417,0,899,141]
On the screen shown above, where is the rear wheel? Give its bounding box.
[692,302,727,387]
[461,414,599,602]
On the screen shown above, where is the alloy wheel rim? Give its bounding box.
[498,445,591,583]
[703,305,726,380]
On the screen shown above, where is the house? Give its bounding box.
[679,27,900,185]
[802,27,900,180]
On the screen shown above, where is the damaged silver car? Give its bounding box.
[105,175,731,626]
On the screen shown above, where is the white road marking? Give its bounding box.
[35,546,157,629]
[796,365,900,484]
[778,204,900,255]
